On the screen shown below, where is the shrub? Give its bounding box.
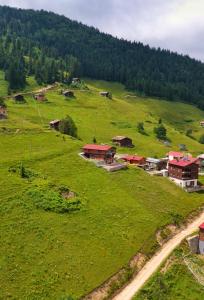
[137,122,145,134]
[59,115,77,137]
[27,187,82,213]
[154,124,167,140]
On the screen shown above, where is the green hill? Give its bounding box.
[1,77,204,299]
[1,5,204,108]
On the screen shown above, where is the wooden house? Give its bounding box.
[197,154,204,171]
[100,91,112,99]
[34,93,46,102]
[168,158,199,189]
[199,223,204,254]
[49,120,61,130]
[145,158,168,171]
[72,78,81,84]
[63,90,74,97]
[112,136,133,148]
[14,94,24,102]
[122,155,146,165]
[0,106,7,119]
[200,121,204,127]
[83,144,116,163]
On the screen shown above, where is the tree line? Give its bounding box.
[1,5,204,109]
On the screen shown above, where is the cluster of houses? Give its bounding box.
[79,134,204,192]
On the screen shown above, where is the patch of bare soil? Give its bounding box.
[156,224,179,246]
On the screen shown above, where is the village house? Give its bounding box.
[168,157,199,189]
[200,121,204,127]
[63,90,74,97]
[34,93,46,102]
[13,94,24,102]
[100,91,112,99]
[199,223,204,255]
[168,151,184,161]
[112,136,133,147]
[50,120,61,130]
[0,106,7,119]
[72,78,81,84]
[145,157,168,171]
[122,155,146,166]
[83,144,116,164]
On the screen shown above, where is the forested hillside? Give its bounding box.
[1,5,204,108]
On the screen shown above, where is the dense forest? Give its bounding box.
[1,5,204,108]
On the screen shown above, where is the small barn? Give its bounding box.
[200,121,204,127]
[122,155,146,165]
[63,90,74,98]
[50,120,61,130]
[72,78,81,84]
[34,93,46,102]
[14,94,24,102]
[100,91,112,99]
[83,144,116,164]
[0,106,7,119]
[146,158,168,171]
[112,136,133,148]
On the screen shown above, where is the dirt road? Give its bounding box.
[113,210,204,300]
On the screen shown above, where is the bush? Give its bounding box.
[137,122,145,134]
[27,187,82,213]
[59,115,77,137]
[154,124,167,140]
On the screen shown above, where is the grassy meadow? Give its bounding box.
[1,77,204,299]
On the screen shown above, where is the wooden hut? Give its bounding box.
[34,93,46,102]
[63,90,74,98]
[83,144,116,164]
[100,91,112,99]
[13,94,25,102]
[122,155,146,165]
[112,136,133,147]
[50,120,61,131]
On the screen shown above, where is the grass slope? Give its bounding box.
[1,78,204,299]
[135,245,204,300]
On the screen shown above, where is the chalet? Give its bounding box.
[72,78,81,84]
[63,90,74,97]
[100,91,112,99]
[83,144,116,163]
[112,136,133,148]
[168,151,184,161]
[168,158,199,189]
[199,223,204,255]
[145,158,168,171]
[14,94,24,102]
[50,120,61,130]
[122,155,146,166]
[0,106,7,119]
[34,93,46,102]
[200,121,204,127]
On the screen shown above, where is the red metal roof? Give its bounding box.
[169,158,198,167]
[83,144,113,151]
[123,155,145,161]
[168,151,184,157]
[199,223,204,230]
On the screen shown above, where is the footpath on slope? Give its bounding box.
[112,210,204,300]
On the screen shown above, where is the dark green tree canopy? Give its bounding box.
[59,115,78,138]
[1,5,204,109]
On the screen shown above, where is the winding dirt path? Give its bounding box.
[113,210,204,300]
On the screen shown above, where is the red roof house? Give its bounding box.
[168,151,184,161]
[168,158,199,189]
[83,144,116,163]
[122,155,146,165]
